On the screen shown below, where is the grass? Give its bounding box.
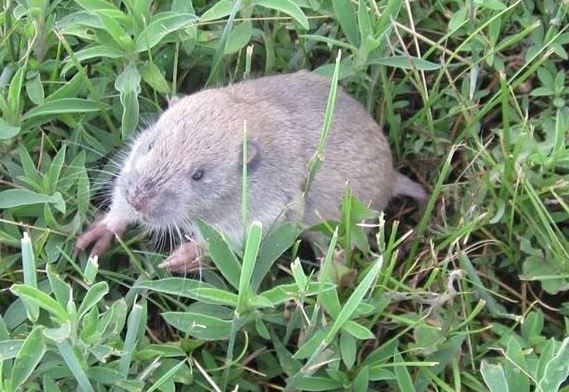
[1,0,569,391]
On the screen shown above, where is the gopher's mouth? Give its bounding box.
[136,207,191,233]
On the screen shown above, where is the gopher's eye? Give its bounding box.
[192,169,204,181]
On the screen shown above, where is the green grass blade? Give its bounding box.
[205,0,242,85]
[20,233,38,321]
[119,300,146,377]
[237,221,263,314]
[322,257,382,345]
[56,340,94,392]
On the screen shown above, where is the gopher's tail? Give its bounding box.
[394,173,428,206]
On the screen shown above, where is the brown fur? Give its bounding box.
[76,70,427,267]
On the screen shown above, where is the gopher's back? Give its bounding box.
[225,70,396,225]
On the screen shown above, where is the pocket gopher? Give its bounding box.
[75,70,427,271]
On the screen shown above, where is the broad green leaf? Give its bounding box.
[413,335,467,390]
[521,310,544,341]
[362,339,400,368]
[74,0,118,10]
[255,318,270,339]
[134,13,197,52]
[272,332,302,376]
[10,327,46,389]
[342,320,375,340]
[481,360,510,392]
[83,255,99,285]
[537,337,569,391]
[0,316,10,341]
[0,340,24,361]
[291,258,308,290]
[475,0,506,11]
[0,118,20,139]
[23,98,102,120]
[320,286,342,319]
[44,73,83,101]
[162,312,234,340]
[257,0,309,30]
[99,299,128,336]
[62,45,125,75]
[10,284,67,323]
[293,328,329,359]
[252,223,299,290]
[368,367,396,381]
[46,145,66,193]
[260,282,335,305]
[536,339,556,381]
[332,0,358,45]
[76,168,90,214]
[42,376,61,392]
[86,367,124,386]
[200,0,232,22]
[187,288,238,306]
[80,307,99,342]
[122,0,151,33]
[57,10,104,31]
[78,281,109,319]
[357,0,372,42]
[8,66,25,120]
[96,9,133,51]
[0,189,65,212]
[172,0,195,13]
[25,72,44,105]
[461,253,509,316]
[43,322,72,342]
[393,349,414,391]
[340,332,356,369]
[136,278,215,298]
[140,62,171,94]
[448,8,467,32]
[225,21,253,54]
[115,64,141,139]
[147,360,186,392]
[353,366,370,392]
[504,338,530,392]
[374,0,401,40]
[195,219,241,290]
[137,344,186,360]
[523,255,569,294]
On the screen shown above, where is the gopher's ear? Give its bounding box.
[166,95,182,107]
[239,140,261,171]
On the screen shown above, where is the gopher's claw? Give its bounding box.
[75,218,125,257]
[159,241,202,273]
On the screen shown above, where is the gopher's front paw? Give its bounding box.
[158,241,202,273]
[75,217,126,257]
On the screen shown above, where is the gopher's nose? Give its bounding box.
[126,188,150,213]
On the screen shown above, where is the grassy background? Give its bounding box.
[1,0,569,391]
